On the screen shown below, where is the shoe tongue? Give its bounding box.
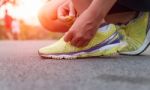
[99,23,109,27]
[98,24,111,33]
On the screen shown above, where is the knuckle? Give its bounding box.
[68,31,74,35]
[75,34,82,39]
[58,6,63,10]
[83,36,91,40]
[71,41,76,46]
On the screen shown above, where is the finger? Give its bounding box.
[57,7,68,21]
[69,2,76,17]
[77,40,90,47]
[70,37,80,46]
[64,32,73,42]
[81,41,90,47]
[57,1,70,21]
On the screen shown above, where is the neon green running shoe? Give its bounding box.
[39,24,126,59]
[118,12,150,55]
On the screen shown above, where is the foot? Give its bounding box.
[118,12,150,55]
[38,24,126,59]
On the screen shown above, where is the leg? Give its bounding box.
[105,11,137,24]
[38,0,72,32]
[38,0,93,32]
[106,2,138,24]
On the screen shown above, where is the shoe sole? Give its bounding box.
[120,29,150,55]
[39,42,126,60]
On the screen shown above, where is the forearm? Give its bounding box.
[85,0,117,23]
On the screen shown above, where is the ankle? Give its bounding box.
[105,11,138,24]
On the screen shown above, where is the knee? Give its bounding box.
[38,1,72,33]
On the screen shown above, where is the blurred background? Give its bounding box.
[0,0,63,40]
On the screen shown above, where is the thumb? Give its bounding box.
[57,6,67,21]
[69,1,76,17]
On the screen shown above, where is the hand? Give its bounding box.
[64,10,103,47]
[57,0,76,22]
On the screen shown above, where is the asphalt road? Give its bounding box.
[0,41,150,90]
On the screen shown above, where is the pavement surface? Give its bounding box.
[0,41,150,90]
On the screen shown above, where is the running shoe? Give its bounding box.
[39,24,126,59]
[118,12,150,55]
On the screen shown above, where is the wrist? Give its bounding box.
[82,8,104,26]
[88,7,105,20]
[86,0,117,22]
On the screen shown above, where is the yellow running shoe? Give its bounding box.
[39,24,126,59]
[118,12,150,55]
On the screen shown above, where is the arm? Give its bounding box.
[83,0,117,25]
[86,0,117,20]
